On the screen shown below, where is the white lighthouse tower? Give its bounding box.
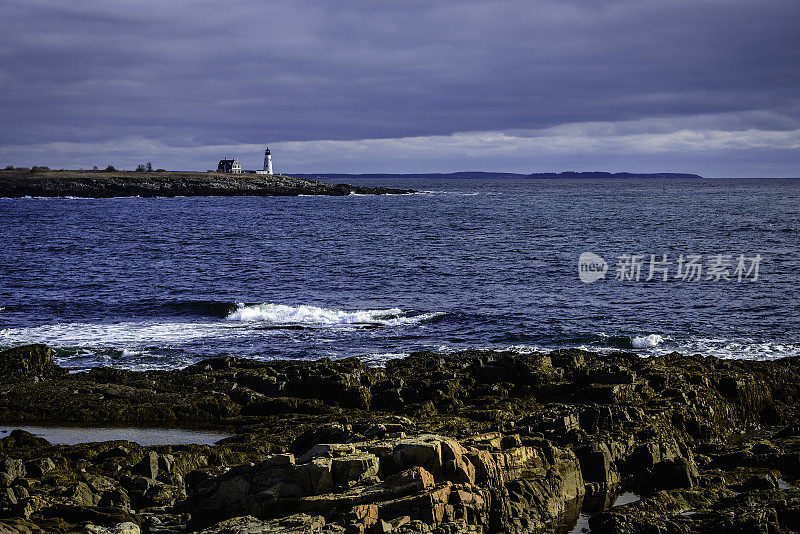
[256,147,273,175]
[265,148,273,175]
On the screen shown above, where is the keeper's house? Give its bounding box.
[217,158,242,174]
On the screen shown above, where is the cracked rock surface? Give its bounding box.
[2,344,800,532]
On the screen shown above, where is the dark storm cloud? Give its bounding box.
[0,0,798,174]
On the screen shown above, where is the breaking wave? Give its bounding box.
[631,334,665,348]
[226,303,442,326]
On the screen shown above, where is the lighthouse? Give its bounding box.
[255,147,274,175]
[263,148,273,175]
[264,147,272,174]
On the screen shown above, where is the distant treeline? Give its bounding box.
[2,164,166,173]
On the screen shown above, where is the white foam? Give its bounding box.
[0,303,443,370]
[226,303,441,326]
[631,334,665,348]
[0,321,225,351]
[504,344,547,354]
[678,338,800,360]
[360,352,410,367]
[419,190,480,196]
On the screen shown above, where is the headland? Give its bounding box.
[0,169,413,198]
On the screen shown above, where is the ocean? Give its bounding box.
[0,177,798,371]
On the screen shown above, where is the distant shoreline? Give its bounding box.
[294,171,705,180]
[0,169,414,198]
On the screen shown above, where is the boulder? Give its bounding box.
[97,446,130,462]
[0,473,14,487]
[133,451,159,479]
[0,430,50,452]
[733,473,778,492]
[291,423,353,457]
[385,467,435,493]
[0,459,25,479]
[576,442,620,490]
[0,344,65,382]
[98,488,132,512]
[64,481,99,507]
[85,522,140,534]
[0,487,18,510]
[331,453,380,488]
[646,458,699,491]
[347,504,378,529]
[392,436,444,480]
[262,453,295,468]
[297,443,356,464]
[292,458,334,495]
[199,514,326,533]
[24,458,56,478]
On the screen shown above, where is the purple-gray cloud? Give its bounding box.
[0,0,798,175]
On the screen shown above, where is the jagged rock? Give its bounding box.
[0,487,18,509]
[2,347,800,532]
[264,453,295,467]
[199,513,326,533]
[295,458,335,494]
[122,474,181,508]
[576,442,620,491]
[85,522,140,534]
[97,446,130,462]
[297,443,357,464]
[0,431,50,452]
[331,453,380,488]
[733,473,778,492]
[0,344,66,382]
[12,486,28,501]
[0,516,46,532]
[347,504,378,529]
[646,457,698,491]
[393,436,444,481]
[292,424,353,457]
[24,458,55,478]
[157,453,175,475]
[0,459,26,479]
[62,481,99,507]
[133,451,159,479]
[98,488,132,512]
[79,472,119,493]
[372,519,393,533]
[385,467,435,493]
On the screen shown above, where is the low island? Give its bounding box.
[0,168,414,198]
[1,344,799,533]
[295,171,704,181]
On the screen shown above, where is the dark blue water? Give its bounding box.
[1,178,798,370]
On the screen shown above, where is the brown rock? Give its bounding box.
[0,344,65,382]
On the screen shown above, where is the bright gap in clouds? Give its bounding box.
[2,120,799,177]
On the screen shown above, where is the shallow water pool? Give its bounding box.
[0,425,227,446]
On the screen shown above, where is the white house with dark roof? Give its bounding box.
[217,158,241,174]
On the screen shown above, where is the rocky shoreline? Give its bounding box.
[0,170,414,198]
[2,344,800,533]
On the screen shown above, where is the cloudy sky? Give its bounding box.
[1,0,798,176]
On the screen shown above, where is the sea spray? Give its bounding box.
[226,303,442,326]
